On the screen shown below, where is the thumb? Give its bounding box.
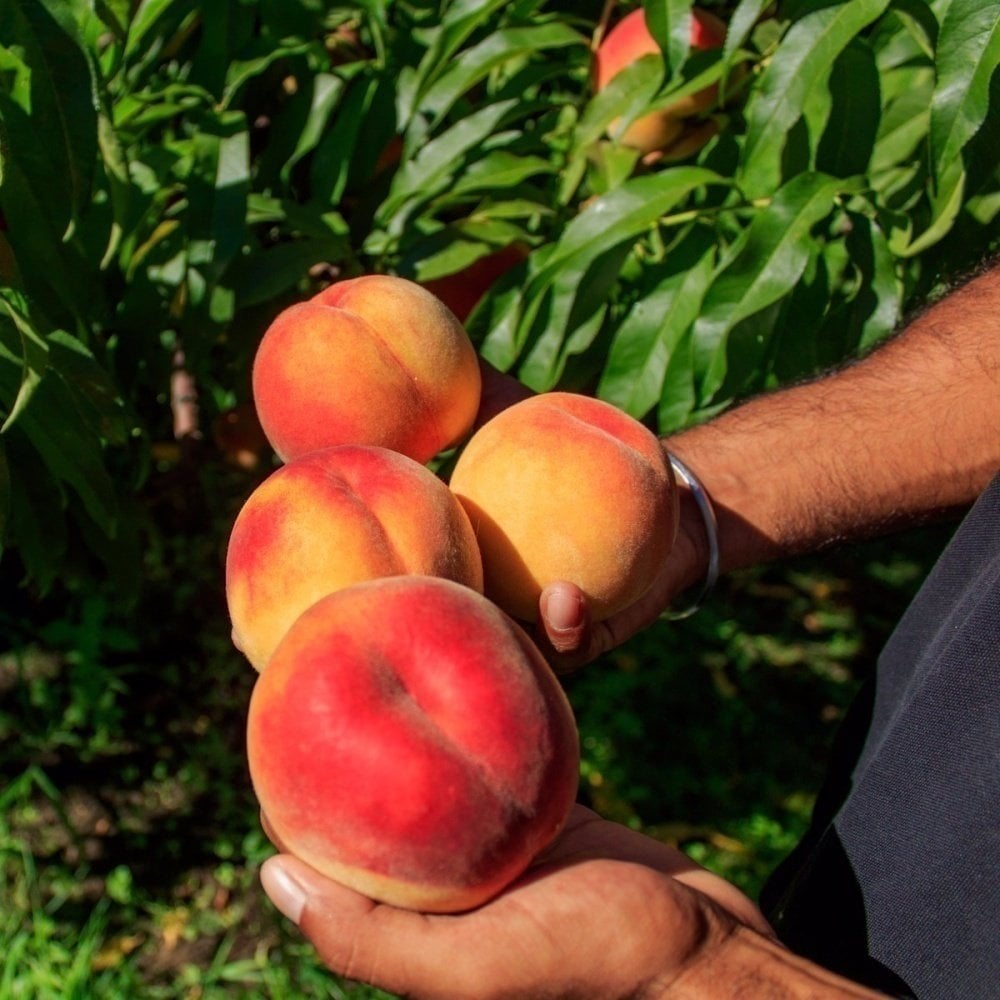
[538,582,589,657]
[259,855,480,998]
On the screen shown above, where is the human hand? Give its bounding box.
[259,804,773,1000]
[537,478,709,671]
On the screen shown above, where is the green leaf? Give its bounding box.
[896,158,966,256]
[448,152,552,198]
[929,0,1000,184]
[377,99,522,235]
[724,0,770,70]
[185,111,250,290]
[0,294,48,434]
[816,38,881,177]
[124,0,186,59]
[572,53,664,156]
[310,72,382,208]
[415,22,586,131]
[740,0,892,197]
[402,0,515,124]
[871,66,933,173]
[657,325,697,431]
[279,74,347,184]
[598,227,716,419]
[846,211,902,352]
[480,167,726,386]
[12,367,119,535]
[231,236,350,310]
[644,0,696,81]
[693,171,855,401]
[0,0,99,232]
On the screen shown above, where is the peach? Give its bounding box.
[449,392,677,622]
[246,575,580,913]
[252,274,481,464]
[594,7,727,158]
[226,445,483,670]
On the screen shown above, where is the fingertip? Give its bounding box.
[261,855,306,926]
[540,582,587,644]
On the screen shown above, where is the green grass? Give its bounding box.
[0,454,952,997]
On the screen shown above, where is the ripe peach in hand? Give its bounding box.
[252,275,481,464]
[247,575,580,913]
[449,392,677,623]
[594,7,727,159]
[226,445,483,670]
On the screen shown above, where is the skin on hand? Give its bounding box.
[259,804,774,1000]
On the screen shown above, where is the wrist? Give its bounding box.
[656,925,891,999]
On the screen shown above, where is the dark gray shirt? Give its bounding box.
[761,473,1000,998]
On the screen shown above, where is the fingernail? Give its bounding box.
[260,857,306,925]
[543,586,583,633]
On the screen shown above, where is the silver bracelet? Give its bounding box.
[662,453,720,620]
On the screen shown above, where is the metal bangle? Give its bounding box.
[661,453,720,620]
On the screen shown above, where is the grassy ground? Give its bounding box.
[0,453,954,998]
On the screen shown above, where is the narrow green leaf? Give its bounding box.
[929,0,1000,182]
[448,152,552,198]
[2,0,99,230]
[13,369,118,534]
[816,38,881,177]
[378,99,521,232]
[572,54,664,156]
[279,74,347,184]
[871,66,933,172]
[0,295,49,434]
[897,159,966,256]
[724,0,770,70]
[658,326,697,431]
[185,111,250,284]
[124,0,184,59]
[416,23,586,130]
[598,227,716,419]
[740,0,892,197]
[644,0,696,81]
[310,73,381,207]
[846,212,902,351]
[481,168,726,386]
[231,236,350,310]
[403,0,515,123]
[694,171,854,401]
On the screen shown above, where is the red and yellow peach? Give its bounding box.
[449,392,677,623]
[226,445,483,670]
[246,575,580,912]
[252,274,481,464]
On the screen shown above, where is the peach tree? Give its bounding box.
[0,0,997,593]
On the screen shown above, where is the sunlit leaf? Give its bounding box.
[740,0,892,197]
[598,227,716,419]
[694,171,857,401]
[929,0,1000,183]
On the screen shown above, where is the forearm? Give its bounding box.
[665,266,1000,574]
[659,926,888,999]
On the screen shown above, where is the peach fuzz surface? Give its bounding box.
[594,7,727,157]
[252,274,481,464]
[246,576,580,913]
[225,445,483,671]
[449,392,677,623]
